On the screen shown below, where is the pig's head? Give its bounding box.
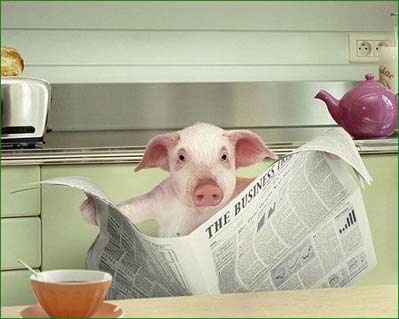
[135,123,277,211]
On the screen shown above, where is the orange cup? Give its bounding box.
[30,269,112,318]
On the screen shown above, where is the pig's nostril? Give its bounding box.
[212,194,219,199]
[196,195,204,201]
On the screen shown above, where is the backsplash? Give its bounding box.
[48,81,356,131]
[1,1,396,83]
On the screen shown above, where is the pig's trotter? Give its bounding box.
[80,196,98,226]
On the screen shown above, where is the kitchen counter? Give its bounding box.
[1,285,397,318]
[1,127,398,166]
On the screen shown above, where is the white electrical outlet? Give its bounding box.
[356,40,374,57]
[374,40,391,57]
[349,32,392,63]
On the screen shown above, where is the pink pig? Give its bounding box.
[80,123,277,237]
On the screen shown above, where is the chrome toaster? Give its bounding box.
[1,77,51,147]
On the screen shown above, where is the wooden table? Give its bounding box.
[2,285,397,318]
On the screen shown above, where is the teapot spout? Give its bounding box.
[315,90,342,125]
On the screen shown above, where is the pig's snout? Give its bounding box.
[192,179,224,207]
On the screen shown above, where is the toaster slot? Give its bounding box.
[2,126,35,134]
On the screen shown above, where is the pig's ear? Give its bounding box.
[134,132,180,172]
[226,130,278,168]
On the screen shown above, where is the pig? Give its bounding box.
[80,123,277,237]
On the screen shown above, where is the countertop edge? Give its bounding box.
[1,140,397,166]
[1,285,397,318]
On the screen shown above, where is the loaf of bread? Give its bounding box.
[1,46,24,76]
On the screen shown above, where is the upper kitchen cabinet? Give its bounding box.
[1,166,40,217]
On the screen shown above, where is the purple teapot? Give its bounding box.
[315,73,398,138]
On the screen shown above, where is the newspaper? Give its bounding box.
[39,128,376,299]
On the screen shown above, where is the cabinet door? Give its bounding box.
[356,155,398,286]
[41,164,168,270]
[1,217,42,270]
[1,270,37,306]
[1,166,40,217]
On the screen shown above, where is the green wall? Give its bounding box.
[1,1,396,83]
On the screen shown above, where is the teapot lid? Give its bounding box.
[352,72,389,93]
[364,73,375,80]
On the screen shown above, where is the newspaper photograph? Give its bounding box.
[38,128,377,299]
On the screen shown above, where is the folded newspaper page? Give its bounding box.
[39,128,376,299]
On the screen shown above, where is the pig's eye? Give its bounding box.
[221,154,228,161]
[178,154,186,162]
